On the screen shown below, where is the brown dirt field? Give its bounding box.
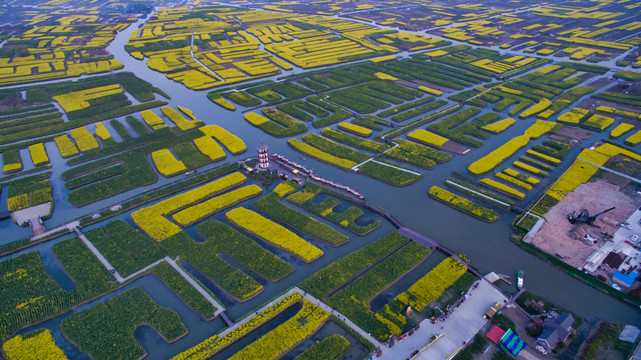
[531,180,637,268]
[441,141,470,155]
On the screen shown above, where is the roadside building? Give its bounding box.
[536,312,574,352]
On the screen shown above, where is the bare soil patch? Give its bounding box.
[531,180,637,268]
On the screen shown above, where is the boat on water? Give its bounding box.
[517,270,524,290]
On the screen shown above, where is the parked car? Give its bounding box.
[631,234,639,242]
[622,223,632,230]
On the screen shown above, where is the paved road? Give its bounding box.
[74,227,125,282]
[580,158,641,185]
[378,280,508,360]
[165,256,224,316]
[32,220,79,241]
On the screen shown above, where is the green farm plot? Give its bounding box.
[61,287,187,360]
[287,182,381,235]
[0,237,116,342]
[383,138,451,169]
[254,191,349,246]
[84,220,166,277]
[427,107,491,147]
[277,100,329,121]
[326,81,422,114]
[302,231,431,341]
[161,220,295,301]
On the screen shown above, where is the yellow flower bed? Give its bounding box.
[395,257,466,311]
[177,105,199,121]
[171,293,303,360]
[226,207,323,263]
[173,185,263,226]
[52,84,122,112]
[54,134,79,158]
[423,49,448,57]
[3,329,68,360]
[28,143,49,166]
[200,125,247,154]
[418,86,442,96]
[482,118,515,134]
[8,194,29,211]
[337,122,372,137]
[212,97,236,111]
[3,162,22,173]
[244,112,269,125]
[557,107,589,125]
[374,72,398,81]
[70,127,99,152]
[273,181,297,198]
[519,98,552,119]
[504,168,539,185]
[526,149,561,165]
[287,139,356,169]
[582,114,614,131]
[132,172,247,241]
[193,136,226,161]
[625,130,641,146]
[495,172,532,190]
[480,178,525,199]
[94,122,112,140]
[141,110,168,130]
[468,120,555,175]
[228,299,328,360]
[407,129,448,147]
[610,123,635,138]
[162,106,198,131]
[370,55,397,62]
[151,149,187,177]
[547,149,605,201]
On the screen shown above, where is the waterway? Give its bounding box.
[2,10,641,360]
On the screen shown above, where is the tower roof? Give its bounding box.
[258,139,268,151]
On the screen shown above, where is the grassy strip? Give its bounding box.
[79,164,236,226]
[391,99,444,123]
[358,160,422,186]
[378,96,433,118]
[294,334,350,360]
[300,231,408,297]
[321,128,390,153]
[453,334,490,360]
[428,186,499,222]
[377,103,460,140]
[150,262,217,319]
[446,177,513,210]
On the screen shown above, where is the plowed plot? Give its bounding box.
[531,180,636,268]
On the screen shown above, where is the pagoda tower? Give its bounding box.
[257,140,269,169]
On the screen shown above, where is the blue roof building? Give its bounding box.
[613,271,636,287]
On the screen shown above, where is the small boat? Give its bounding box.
[517,270,524,290]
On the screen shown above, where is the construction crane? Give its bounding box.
[567,206,616,225]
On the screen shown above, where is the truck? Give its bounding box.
[484,302,502,319]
